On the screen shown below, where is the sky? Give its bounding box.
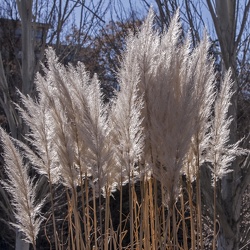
[74,0,213,31]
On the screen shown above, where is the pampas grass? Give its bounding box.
[0,8,245,250]
[0,128,44,249]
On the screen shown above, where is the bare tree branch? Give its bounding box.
[235,0,250,48]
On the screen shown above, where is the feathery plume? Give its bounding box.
[123,9,159,165]
[182,32,216,180]
[36,48,86,188]
[111,35,144,185]
[17,91,60,184]
[82,75,116,195]
[207,70,244,183]
[148,16,199,207]
[0,128,44,247]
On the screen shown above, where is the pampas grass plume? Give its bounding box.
[0,128,44,248]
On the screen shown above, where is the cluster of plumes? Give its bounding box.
[19,49,118,194]
[0,9,243,245]
[117,9,241,207]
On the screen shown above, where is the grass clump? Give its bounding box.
[0,9,245,250]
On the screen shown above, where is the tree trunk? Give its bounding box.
[16,0,35,97]
[206,1,243,249]
[217,236,235,250]
[15,230,30,250]
[217,228,239,250]
[216,185,241,250]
